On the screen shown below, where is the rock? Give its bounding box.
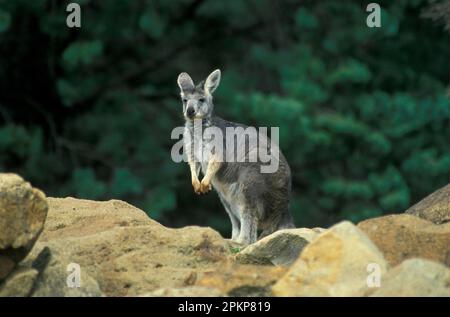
[0,268,38,297]
[26,197,232,296]
[143,286,225,297]
[0,174,48,280]
[3,174,447,297]
[368,259,450,297]
[272,221,388,296]
[196,262,287,296]
[358,214,450,267]
[235,228,322,266]
[24,247,104,297]
[39,197,151,240]
[405,184,449,224]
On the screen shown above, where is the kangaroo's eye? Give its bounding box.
[199,98,206,103]
[182,98,188,103]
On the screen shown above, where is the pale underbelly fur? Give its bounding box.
[195,139,242,218]
[211,176,241,219]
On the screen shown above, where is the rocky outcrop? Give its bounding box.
[272,221,388,296]
[368,259,450,297]
[405,184,449,224]
[358,214,450,267]
[25,197,232,296]
[1,173,449,297]
[0,174,48,280]
[235,228,323,266]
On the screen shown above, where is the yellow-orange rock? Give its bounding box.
[272,221,388,296]
[358,214,450,267]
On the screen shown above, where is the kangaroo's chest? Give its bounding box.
[212,177,241,217]
[192,134,215,171]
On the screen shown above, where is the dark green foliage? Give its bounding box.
[0,0,448,234]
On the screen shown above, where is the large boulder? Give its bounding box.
[405,184,449,224]
[23,197,232,296]
[358,214,450,267]
[235,228,323,267]
[272,221,388,296]
[0,174,48,280]
[368,258,450,297]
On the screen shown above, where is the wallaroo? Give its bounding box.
[174,69,295,245]
[172,119,281,173]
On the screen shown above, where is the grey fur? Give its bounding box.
[178,69,294,245]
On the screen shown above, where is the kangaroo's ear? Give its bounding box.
[177,72,195,92]
[205,69,221,94]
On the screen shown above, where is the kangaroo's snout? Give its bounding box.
[186,107,195,118]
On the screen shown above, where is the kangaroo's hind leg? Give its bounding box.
[218,193,240,240]
[258,194,294,239]
[236,202,260,245]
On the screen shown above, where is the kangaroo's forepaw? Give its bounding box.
[199,179,212,194]
[192,178,202,195]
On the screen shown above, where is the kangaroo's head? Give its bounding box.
[177,69,221,121]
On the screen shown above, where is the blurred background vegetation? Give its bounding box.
[0,0,448,235]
